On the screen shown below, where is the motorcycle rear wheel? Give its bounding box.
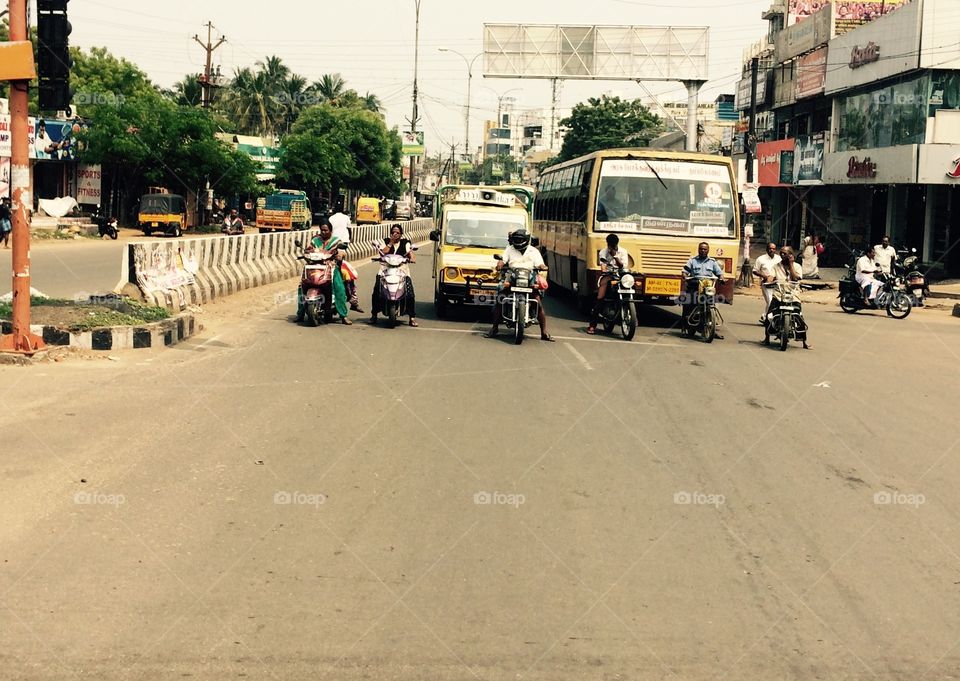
[621,302,637,341]
[109,229,118,240]
[887,292,912,319]
[839,296,859,313]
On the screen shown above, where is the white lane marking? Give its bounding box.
[564,342,594,371]
[188,334,223,350]
[411,326,682,347]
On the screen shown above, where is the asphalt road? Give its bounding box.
[2,257,960,680]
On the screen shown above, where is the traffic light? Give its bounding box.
[37,0,72,111]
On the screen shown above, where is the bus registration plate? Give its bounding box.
[644,277,680,296]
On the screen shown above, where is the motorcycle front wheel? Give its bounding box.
[780,314,792,351]
[514,294,526,345]
[621,302,637,341]
[887,292,912,319]
[305,304,319,327]
[703,307,717,343]
[109,229,118,240]
[387,301,399,327]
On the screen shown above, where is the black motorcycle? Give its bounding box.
[763,282,807,351]
[894,247,928,307]
[92,208,118,240]
[839,251,912,319]
[681,276,722,342]
[595,259,638,341]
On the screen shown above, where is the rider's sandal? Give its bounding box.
[484,329,499,338]
[409,319,419,327]
[341,318,353,326]
[541,334,556,342]
[586,325,597,335]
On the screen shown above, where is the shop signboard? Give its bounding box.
[793,134,825,185]
[918,144,960,184]
[795,46,828,100]
[401,131,425,156]
[757,139,796,187]
[776,3,832,62]
[823,145,918,184]
[77,164,103,205]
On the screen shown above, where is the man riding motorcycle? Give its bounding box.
[588,233,632,335]
[484,229,555,342]
[681,242,725,340]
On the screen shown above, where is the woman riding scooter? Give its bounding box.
[307,222,353,325]
[370,224,418,327]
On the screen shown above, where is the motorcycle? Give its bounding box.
[839,252,912,319]
[595,258,638,341]
[494,254,546,345]
[763,282,807,351]
[895,247,928,307]
[294,240,346,326]
[371,241,417,327]
[681,276,722,343]
[92,207,118,240]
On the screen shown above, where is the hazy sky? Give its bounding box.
[66,0,770,153]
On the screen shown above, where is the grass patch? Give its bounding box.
[0,297,170,332]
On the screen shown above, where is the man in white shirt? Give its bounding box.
[588,233,631,334]
[485,229,554,341]
[752,242,782,324]
[763,246,810,349]
[328,204,351,244]
[874,235,897,274]
[856,246,882,303]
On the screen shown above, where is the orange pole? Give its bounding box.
[0,0,45,355]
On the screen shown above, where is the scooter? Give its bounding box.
[595,258,638,341]
[681,276,722,342]
[92,207,118,240]
[494,254,546,345]
[762,282,808,351]
[294,240,345,326]
[371,241,417,327]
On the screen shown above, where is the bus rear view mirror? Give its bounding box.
[429,230,440,242]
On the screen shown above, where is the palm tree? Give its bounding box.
[171,73,204,107]
[280,74,309,133]
[312,73,347,106]
[220,66,285,137]
[361,92,383,114]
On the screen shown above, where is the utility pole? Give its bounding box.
[746,56,759,184]
[407,0,422,202]
[1,0,45,354]
[193,22,226,109]
[549,79,561,152]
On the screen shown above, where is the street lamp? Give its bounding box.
[438,48,481,163]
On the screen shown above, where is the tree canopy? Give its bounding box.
[555,95,663,163]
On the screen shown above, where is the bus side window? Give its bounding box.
[576,161,593,222]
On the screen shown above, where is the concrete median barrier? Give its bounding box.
[115,218,433,310]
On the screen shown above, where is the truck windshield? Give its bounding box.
[596,159,737,238]
[445,211,526,249]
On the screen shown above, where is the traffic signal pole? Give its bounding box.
[0,0,45,355]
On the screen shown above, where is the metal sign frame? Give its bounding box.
[483,24,709,82]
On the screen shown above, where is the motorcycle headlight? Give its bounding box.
[704,287,716,297]
[620,274,635,289]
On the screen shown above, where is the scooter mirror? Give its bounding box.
[294,240,303,249]
[338,243,349,250]
[494,254,503,261]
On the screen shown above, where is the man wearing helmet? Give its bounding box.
[485,229,555,342]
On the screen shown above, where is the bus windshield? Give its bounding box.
[595,159,737,238]
[444,210,526,249]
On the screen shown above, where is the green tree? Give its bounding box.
[167,74,204,107]
[556,95,662,163]
[311,73,347,105]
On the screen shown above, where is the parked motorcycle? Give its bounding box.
[839,252,912,319]
[763,282,807,351]
[92,207,118,240]
[895,247,928,307]
[371,241,417,327]
[294,240,345,326]
[494,254,546,345]
[681,276,722,342]
[595,258,638,341]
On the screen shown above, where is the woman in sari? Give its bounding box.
[370,224,418,327]
[309,222,353,325]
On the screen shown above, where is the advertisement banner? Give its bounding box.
[757,139,796,187]
[34,118,86,161]
[794,134,825,185]
[401,131,425,156]
[796,47,828,100]
[77,164,103,205]
[0,157,9,199]
[788,0,911,33]
[0,115,37,159]
[776,3,832,62]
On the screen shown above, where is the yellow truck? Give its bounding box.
[255,190,312,233]
[429,185,535,317]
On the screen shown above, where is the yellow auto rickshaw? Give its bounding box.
[356,197,382,225]
[138,193,186,238]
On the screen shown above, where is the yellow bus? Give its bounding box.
[533,149,740,310]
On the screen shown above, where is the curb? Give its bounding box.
[0,312,199,351]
